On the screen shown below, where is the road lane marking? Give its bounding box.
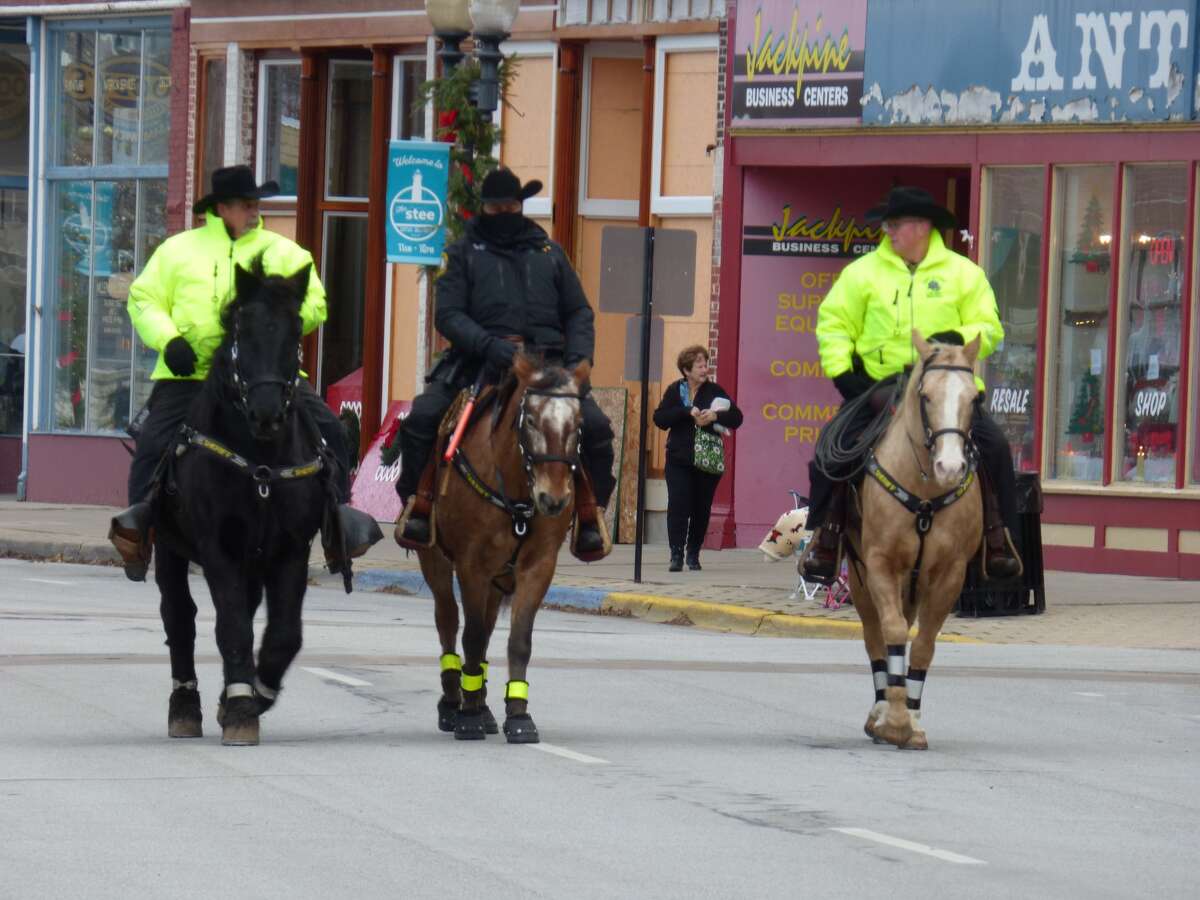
[1073,691,1105,698]
[301,667,372,687]
[23,578,77,586]
[528,742,609,765]
[832,828,986,865]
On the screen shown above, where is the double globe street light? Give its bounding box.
[424,0,521,121]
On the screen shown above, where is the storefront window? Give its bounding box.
[1115,164,1188,485]
[259,61,300,198]
[319,212,368,391]
[325,61,371,200]
[1049,166,1114,482]
[45,22,168,435]
[57,31,96,167]
[0,37,29,436]
[980,167,1043,473]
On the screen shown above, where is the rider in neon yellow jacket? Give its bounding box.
[110,165,380,583]
[802,186,1020,584]
[816,229,1002,394]
[128,210,326,381]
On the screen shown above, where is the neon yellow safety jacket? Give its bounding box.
[127,212,326,381]
[815,230,1002,391]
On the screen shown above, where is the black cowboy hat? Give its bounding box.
[193,165,280,215]
[480,167,543,204]
[866,186,956,232]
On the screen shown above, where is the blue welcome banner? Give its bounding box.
[385,140,451,265]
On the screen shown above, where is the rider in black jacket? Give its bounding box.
[396,169,614,557]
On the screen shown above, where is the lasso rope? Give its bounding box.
[813,374,907,483]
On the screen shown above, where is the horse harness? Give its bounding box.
[864,361,979,605]
[451,384,582,540]
[229,318,304,415]
[175,425,330,499]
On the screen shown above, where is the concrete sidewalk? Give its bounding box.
[1,499,1196,650]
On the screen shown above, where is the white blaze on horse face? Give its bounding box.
[931,370,971,486]
[526,388,580,511]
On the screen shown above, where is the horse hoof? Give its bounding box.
[168,687,202,739]
[503,713,539,744]
[901,731,929,751]
[482,704,499,735]
[454,710,488,741]
[219,695,260,746]
[874,720,914,748]
[437,699,457,733]
[221,720,260,746]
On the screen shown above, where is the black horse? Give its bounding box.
[152,260,339,746]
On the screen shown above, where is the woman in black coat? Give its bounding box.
[653,345,743,571]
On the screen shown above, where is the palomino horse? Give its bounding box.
[410,354,588,743]
[153,260,339,746]
[847,330,982,750]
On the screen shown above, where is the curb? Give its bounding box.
[353,569,980,643]
[0,539,120,567]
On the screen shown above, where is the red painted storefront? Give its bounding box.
[712,4,1200,578]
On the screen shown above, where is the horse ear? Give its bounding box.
[571,359,591,391]
[512,351,536,381]
[288,264,312,304]
[963,332,982,366]
[233,263,258,301]
[912,328,932,359]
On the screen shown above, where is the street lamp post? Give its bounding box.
[424,0,520,122]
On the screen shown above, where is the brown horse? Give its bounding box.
[846,330,982,750]
[404,354,588,743]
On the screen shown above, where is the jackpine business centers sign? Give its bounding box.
[731,0,868,126]
[385,141,450,266]
[733,1,1199,127]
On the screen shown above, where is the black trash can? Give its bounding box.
[956,472,1046,617]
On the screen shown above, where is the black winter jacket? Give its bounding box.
[433,218,594,386]
[653,379,743,467]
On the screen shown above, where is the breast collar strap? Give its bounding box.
[176,425,326,499]
[865,451,975,535]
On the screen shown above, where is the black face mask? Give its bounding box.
[479,211,524,242]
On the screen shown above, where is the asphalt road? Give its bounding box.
[2,559,1197,900]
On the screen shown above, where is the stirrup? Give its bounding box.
[108,503,153,582]
[337,505,383,559]
[571,507,612,563]
[799,529,841,586]
[394,495,436,550]
[981,526,1023,580]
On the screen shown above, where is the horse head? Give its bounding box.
[221,257,309,442]
[909,329,981,489]
[512,353,588,517]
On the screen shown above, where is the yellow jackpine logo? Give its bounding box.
[745,10,853,90]
[771,204,881,254]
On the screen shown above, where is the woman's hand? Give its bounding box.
[697,409,717,427]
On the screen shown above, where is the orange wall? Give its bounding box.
[662,51,718,197]
[586,56,643,201]
[500,54,553,191]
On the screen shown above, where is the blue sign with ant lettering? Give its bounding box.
[385,140,451,265]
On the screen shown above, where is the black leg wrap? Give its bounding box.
[886,644,906,688]
[871,658,887,703]
[906,667,927,711]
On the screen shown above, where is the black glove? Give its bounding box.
[928,330,964,346]
[833,370,875,401]
[484,337,517,372]
[163,336,197,377]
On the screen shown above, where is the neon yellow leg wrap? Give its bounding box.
[481,660,489,682]
[460,671,485,693]
[440,653,461,672]
[505,680,529,701]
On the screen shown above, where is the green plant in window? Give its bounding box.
[1068,193,1110,273]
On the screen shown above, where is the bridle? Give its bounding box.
[228,312,303,416]
[915,361,976,452]
[515,385,583,479]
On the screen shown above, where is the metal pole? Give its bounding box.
[633,227,655,583]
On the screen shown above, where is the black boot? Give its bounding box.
[686,550,701,571]
[980,470,1022,580]
[668,547,684,572]
[576,521,605,556]
[402,514,432,545]
[108,501,154,582]
[801,483,846,585]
